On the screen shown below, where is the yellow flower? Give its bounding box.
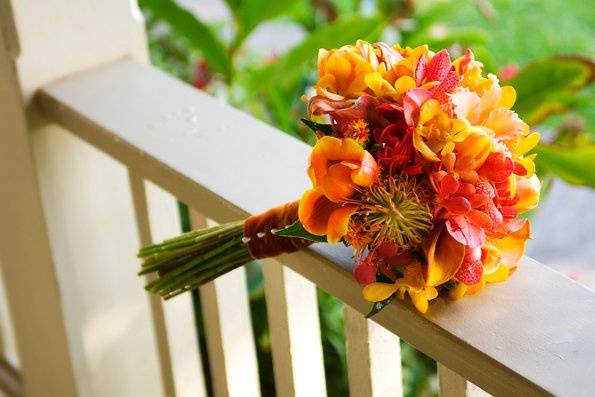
[362,227,464,313]
[413,98,470,162]
[363,264,439,313]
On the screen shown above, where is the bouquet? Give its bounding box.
[138,41,541,315]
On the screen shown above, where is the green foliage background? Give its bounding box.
[141,0,594,395]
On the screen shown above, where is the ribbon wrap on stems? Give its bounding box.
[244,200,312,259]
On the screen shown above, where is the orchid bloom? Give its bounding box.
[362,263,439,313]
[413,97,470,162]
[451,220,531,297]
[362,227,464,313]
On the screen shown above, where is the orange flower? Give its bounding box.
[308,136,379,202]
[298,189,357,243]
[317,41,377,100]
[299,136,378,243]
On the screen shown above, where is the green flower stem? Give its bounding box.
[138,220,251,299]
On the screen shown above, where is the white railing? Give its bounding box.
[1,1,595,397]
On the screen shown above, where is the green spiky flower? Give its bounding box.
[355,174,433,250]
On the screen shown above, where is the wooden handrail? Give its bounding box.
[36,59,595,397]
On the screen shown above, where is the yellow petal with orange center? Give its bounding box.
[518,154,536,178]
[425,227,466,287]
[326,205,358,244]
[363,283,397,302]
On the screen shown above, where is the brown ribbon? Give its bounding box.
[244,200,312,259]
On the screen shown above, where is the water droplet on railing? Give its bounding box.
[256,232,265,238]
[241,236,251,243]
[270,228,279,234]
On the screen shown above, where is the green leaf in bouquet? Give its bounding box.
[534,143,595,189]
[365,294,395,318]
[510,56,595,126]
[301,118,333,135]
[248,15,382,91]
[274,221,328,243]
[140,0,231,80]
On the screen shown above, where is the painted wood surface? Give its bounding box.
[1,0,197,395]
[189,211,261,397]
[0,21,77,396]
[262,259,326,397]
[37,59,595,397]
[344,305,403,397]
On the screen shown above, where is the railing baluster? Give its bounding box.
[189,211,261,397]
[129,171,177,396]
[129,173,207,397]
[0,25,77,396]
[262,259,327,397]
[438,363,491,397]
[344,305,403,397]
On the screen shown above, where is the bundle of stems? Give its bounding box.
[138,221,251,299]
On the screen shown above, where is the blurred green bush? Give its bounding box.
[141,1,595,395]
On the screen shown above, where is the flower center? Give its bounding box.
[356,174,433,250]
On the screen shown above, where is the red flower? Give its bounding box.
[372,103,419,173]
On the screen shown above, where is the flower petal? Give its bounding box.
[363,283,397,302]
[446,215,486,248]
[320,163,355,202]
[298,189,339,236]
[425,226,466,286]
[490,220,531,267]
[499,86,516,109]
[351,151,379,187]
[514,174,541,213]
[409,291,429,313]
[448,283,467,299]
[413,127,441,162]
[327,205,358,244]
